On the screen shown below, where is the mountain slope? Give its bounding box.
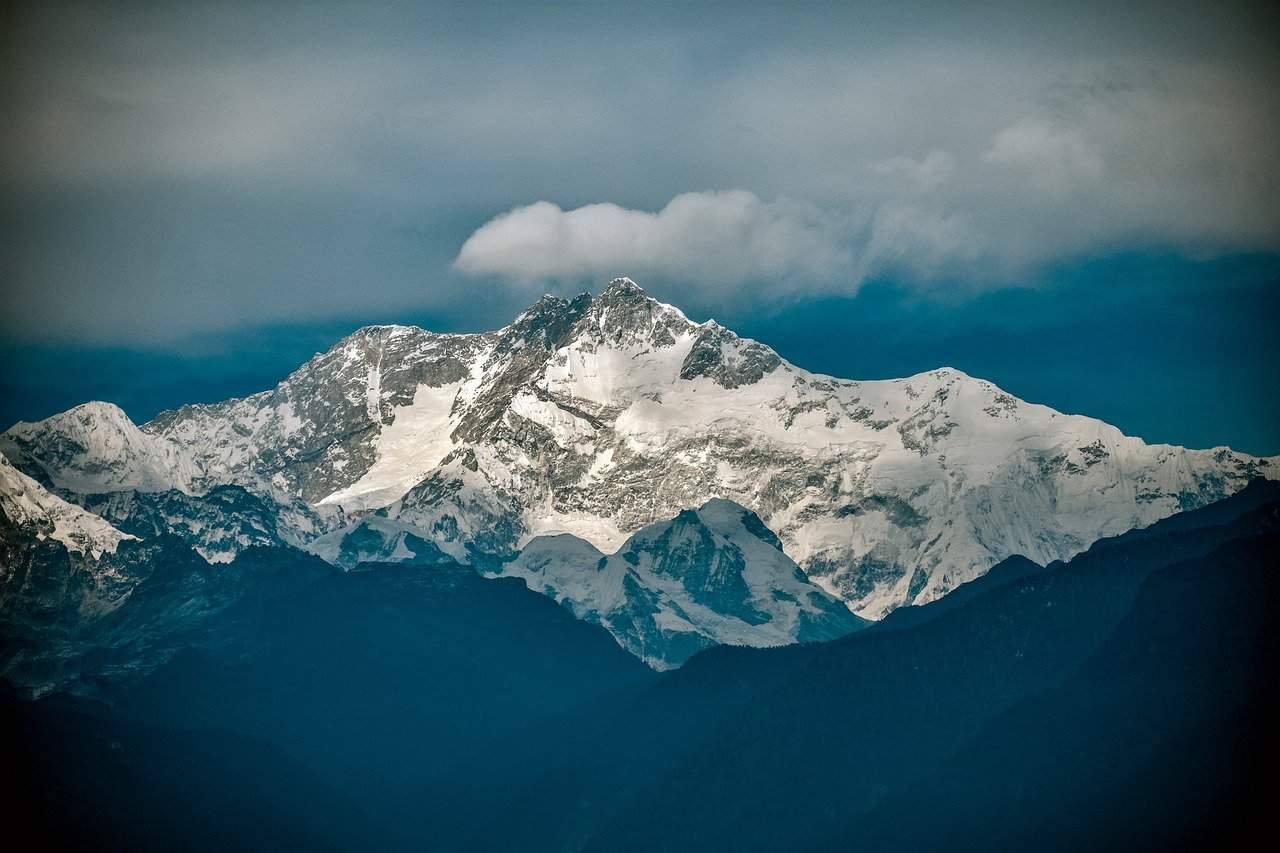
[3,553,657,850]
[490,498,865,667]
[6,482,1273,851]
[4,692,379,853]
[0,452,158,669]
[76,485,336,564]
[826,533,1276,853]
[4,278,1276,619]
[107,559,657,848]
[468,480,1279,852]
[0,452,134,560]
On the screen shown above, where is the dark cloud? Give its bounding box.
[0,0,1277,342]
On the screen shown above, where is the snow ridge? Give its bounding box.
[0,452,135,560]
[490,497,864,668]
[3,277,1277,623]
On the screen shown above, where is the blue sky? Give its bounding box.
[2,1,1277,453]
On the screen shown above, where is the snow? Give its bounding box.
[306,515,440,565]
[492,497,859,667]
[543,330,698,405]
[522,504,628,553]
[2,402,194,494]
[276,401,305,437]
[0,452,135,559]
[509,391,599,450]
[318,379,469,511]
[3,279,1276,624]
[365,354,383,422]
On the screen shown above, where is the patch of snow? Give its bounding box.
[318,379,470,511]
[0,452,135,559]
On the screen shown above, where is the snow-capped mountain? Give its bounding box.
[2,402,191,494]
[76,485,335,564]
[3,278,1276,621]
[1,453,156,643]
[0,452,134,560]
[489,498,865,668]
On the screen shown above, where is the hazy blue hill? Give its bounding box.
[481,483,1278,852]
[870,475,1278,640]
[871,552,1046,633]
[3,689,377,852]
[829,532,1275,852]
[113,559,656,847]
[4,482,1274,851]
[4,534,656,850]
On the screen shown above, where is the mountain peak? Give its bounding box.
[594,277,678,314]
[493,499,863,668]
[514,293,571,319]
[601,276,644,297]
[496,292,590,356]
[1,400,185,495]
[565,277,694,349]
[28,400,134,429]
[679,322,782,389]
[0,451,136,558]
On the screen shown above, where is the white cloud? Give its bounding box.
[454,55,1280,305]
[455,191,855,290]
[859,202,986,282]
[869,150,956,194]
[455,189,1014,301]
[983,119,1104,191]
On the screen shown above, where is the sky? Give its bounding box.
[1,1,1278,454]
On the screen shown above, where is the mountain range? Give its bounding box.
[6,476,1275,851]
[1,277,1277,674]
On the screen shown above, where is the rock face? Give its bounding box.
[1,453,180,687]
[0,453,135,561]
[490,498,865,668]
[3,277,1277,620]
[75,486,336,564]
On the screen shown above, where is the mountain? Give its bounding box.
[76,485,336,564]
[3,278,1276,624]
[489,497,866,667]
[96,559,652,849]
[4,554,654,851]
[451,479,1279,852]
[0,452,134,561]
[824,533,1276,852]
[0,494,857,687]
[0,449,351,697]
[5,692,379,853]
[1,536,336,698]
[0,452,159,666]
[6,473,1273,852]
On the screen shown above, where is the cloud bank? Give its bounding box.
[455,192,853,290]
[983,121,1103,192]
[2,1,1278,341]
[455,190,1000,299]
[457,54,1280,301]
